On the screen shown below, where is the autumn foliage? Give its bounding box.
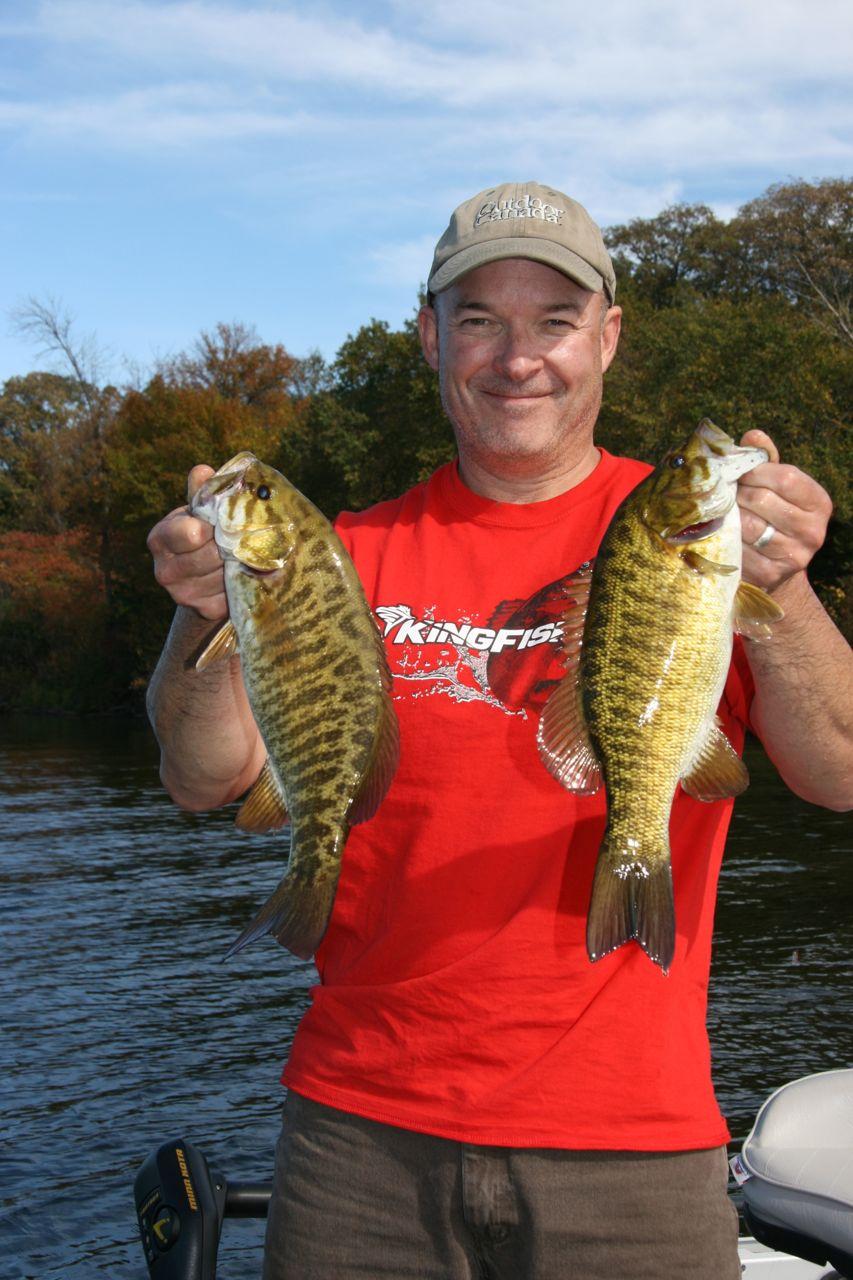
[0,179,850,712]
[0,531,107,709]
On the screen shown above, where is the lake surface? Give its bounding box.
[0,714,850,1279]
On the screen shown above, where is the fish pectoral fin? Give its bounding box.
[733,580,785,641]
[680,550,738,576]
[349,694,401,825]
[195,620,239,670]
[235,758,289,832]
[537,674,602,795]
[234,526,294,571]
[681,719,749,800]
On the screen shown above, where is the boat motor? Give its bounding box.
[732,1069,853,1279]
[134,1138,271,1280]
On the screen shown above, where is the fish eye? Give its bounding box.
[256,484,272,500]
[669,454,686,469]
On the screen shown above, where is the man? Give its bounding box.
[147,182,852,1279]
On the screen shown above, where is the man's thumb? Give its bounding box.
[187,464,216,505]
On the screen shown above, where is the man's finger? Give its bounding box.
[153,539,223,585]
[188,464,215,504]
[739,429,780,465]
[148,506,216,558]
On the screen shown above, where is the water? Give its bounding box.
[0,715,850,1278]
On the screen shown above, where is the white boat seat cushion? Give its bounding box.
[741,1069,853,1259]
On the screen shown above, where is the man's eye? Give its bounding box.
[460,316,491,327]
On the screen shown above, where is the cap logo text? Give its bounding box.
[475,194,563,227]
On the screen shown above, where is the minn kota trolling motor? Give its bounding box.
[134,1138,271,1280]
[136,1070,853,1278]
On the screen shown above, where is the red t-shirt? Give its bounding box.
[282,451,754,1150]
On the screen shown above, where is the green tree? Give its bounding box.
[605,179,853,340]
[105,324,312,692]
[0,372,89,532]
[299,314,452,516]
[599,291,852,624]
[605,203,733,307]
[732,179,853,345]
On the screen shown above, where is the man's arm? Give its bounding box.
[736,430,853,812]
[146,466,265,810]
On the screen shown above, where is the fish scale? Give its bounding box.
[538,420,782,974]
[190,452,399,960]
[585,517,735,855]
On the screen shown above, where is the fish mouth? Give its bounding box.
[190,453,257,523]
[695,420,768,481]
[668,516,725,545]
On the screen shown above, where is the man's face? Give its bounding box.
[418,258,621,481]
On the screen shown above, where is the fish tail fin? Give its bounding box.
[225,871,336,961]
[587,848,675,975]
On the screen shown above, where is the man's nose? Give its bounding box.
[492,328,544,382]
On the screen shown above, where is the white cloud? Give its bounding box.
[1,0,849,208]
[34,0,853,108]
[0,83,320,148]
[366,234,437,288]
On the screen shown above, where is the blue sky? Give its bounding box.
[1,0,851,385]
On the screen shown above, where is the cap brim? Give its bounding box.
[428,236,606,297]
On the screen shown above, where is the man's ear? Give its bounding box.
[600,305,622,374]
[417,304,439,372]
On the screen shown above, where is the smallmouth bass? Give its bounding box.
[190,452,399,959]
[538,420,783,974]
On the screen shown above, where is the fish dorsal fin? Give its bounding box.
[235,758,289,832]
[349,695,400,825]
[349,616,401,826]
[196,620,239,670]
[680,550,738,576]
[733,580,785,641]
[681,719,749,800]
[234,526,294,571]
[558,561,593,662]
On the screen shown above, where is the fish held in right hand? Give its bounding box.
[191,452,399,961]
[148,465,228,621]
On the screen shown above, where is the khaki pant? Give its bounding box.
[262,1092,740,1280]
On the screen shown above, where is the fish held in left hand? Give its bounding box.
[538,420,784,974]
[190,452,399,960]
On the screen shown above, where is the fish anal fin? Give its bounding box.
[681,550,738,576]
[349,692,400,825]
[235,758,289,832]
[196,620,239,670]
[537,676,602,795]
[734,580,785,641]
[225,867,338,961]
[681,719,749,800]
[587,850,675,975]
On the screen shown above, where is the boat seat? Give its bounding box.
[740,1069,853,1276]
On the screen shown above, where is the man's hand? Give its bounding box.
[146,465,227,622]
[736,430,833,595]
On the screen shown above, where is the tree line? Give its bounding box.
[0,178,850,713]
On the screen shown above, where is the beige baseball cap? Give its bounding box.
[428,181,616,302]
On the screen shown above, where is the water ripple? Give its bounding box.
[1,716,850,1277]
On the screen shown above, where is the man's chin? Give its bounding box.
[471,432,562,469]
